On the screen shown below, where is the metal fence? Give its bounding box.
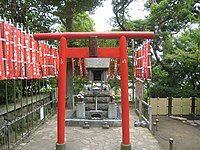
[149,97,200,116]
[0,78,57,149]
[135,98,152,131]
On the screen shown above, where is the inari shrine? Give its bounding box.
[34,32,154,150]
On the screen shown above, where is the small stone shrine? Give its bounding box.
[66,58,121,128]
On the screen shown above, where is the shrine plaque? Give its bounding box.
[89,36,98,57]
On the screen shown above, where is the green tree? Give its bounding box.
[60,12,95,47]
[165,29,199,96]
[0,0,105,32]
[0,0,58,32]
[150,28,200,97]
[111,0,200,62]
[145,0,200,62]
[49,0,105,31]
[111,0,200,97]
[111,0,135,31]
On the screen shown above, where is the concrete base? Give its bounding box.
[108,102,117,119]
[66,118,121,127]
[121,143,131,150]
[102,123,109,129]
[56,143,66,150]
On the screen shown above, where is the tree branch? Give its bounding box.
[112,0,134,31]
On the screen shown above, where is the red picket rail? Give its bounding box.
[0,20,59,80]
[134,41,151,80]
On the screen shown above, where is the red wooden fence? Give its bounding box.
[0,21,59,80]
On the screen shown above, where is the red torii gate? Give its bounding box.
[34,32,154,150]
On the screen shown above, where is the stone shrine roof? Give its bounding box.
[86,58,110,68]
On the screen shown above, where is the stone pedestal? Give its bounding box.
[121,143,131,150]
[135,80,144,99]
[56,143,66,150]
[76,102,85,118]
[108,102,117,119]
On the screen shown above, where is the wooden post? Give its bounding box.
[56,37,67,150]
[191,97,196,115]
[120,36,131,150]
[168,97,173,116]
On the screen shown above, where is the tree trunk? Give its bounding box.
[65,2,73,31]
[65,2,74,109]
[66,60,73,108]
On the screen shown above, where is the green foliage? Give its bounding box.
[60,12,95,47]
[108,79,120,94]
[0,80,21,104]
[111,0,200,97]
[60,12,95,32]
[0,0,58,32]
[0,78,57,104]
[72,12,95,32]
[73,76,88,95]
[112,0,199,61]
[150,28,200,97]
[111,0,136,30]
[0,0,105,32]
[52,0,105,31]
[98,39,118,47]
[145,0,200,60]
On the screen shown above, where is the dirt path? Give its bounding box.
[154,116,200,150]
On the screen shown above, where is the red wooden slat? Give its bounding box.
[0,22,5,80]
[65,47,120,58]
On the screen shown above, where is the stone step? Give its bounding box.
[194,120,200,126]
[169,116,187,121]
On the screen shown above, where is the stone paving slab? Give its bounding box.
[15,108,161,150]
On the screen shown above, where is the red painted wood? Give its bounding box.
[57,37,67,144]
[0,22,5,80]
[66,47,89,58]
[98,47,120,58]
[34,31,154,40]
[119,36,130,145]
[79,58,83,78]
[65,47,120,58]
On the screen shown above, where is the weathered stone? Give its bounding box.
[194,120,200,126]
[121,143,131,150]
[170,116,187,121]
[102,122,109,129]
[108,102,117,119]
[85,111,107,119]
[89,110,103,119]
[56,143,66,150]
[187,120,194,124]
[83,122,90,129]
[178,117,187,121]
[191,123,197,126]
[76,102,85,119]
[85,103,109,110]
[182,120,187,123]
